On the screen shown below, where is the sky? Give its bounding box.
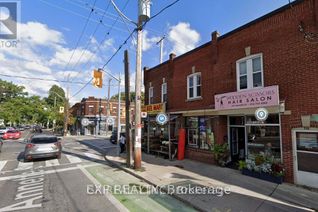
[0,0,293,105]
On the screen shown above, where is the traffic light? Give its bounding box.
[93,69,103,88]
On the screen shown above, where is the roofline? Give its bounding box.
[146,0,304,72]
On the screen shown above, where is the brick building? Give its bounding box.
[143,0,318,187]
[70,97,134,135]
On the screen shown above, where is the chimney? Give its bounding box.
[169,53,176,60]
[211,31,220,42]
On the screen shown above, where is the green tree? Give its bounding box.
[0,79,27,103]
[111,91,144,103]
[45,85,65,107]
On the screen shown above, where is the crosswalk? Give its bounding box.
[0,152,104,172]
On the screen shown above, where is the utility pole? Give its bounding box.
[99,98,101,135]
[117,75,121,156]
[134,0,150,169]
[124,50,132,167]
[156,35,165,64]
[106,78,112,136]
[64,74,70,136]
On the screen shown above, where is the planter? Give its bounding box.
[260,172,283,184]
[242,168,261,178]
[241,169,283,184]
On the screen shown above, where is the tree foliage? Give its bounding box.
[111,91,144,103]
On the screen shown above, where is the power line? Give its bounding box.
[69,0,130,83]
[61,0,98,83]
[0,73,86,84]
[67,0,112,83]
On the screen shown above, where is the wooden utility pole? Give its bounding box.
[124,50,132,167]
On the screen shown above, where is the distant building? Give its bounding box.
[70,96,135,135]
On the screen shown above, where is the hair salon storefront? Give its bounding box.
[215,85,282,163]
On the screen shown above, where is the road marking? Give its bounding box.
[45,159,60,167]
[0,164,97,181]
[78,165,129,212]
[84,152,103,160]
[0,161,7,172]
[65,154,82,164]
[15,162,33,171]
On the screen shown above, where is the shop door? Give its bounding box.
[230,127,245,162]
[293,130,318,188]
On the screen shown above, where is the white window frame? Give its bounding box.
[148,86,153,105]
[236,53,264,91]
[161,83,167,103]
[187,73,201,100]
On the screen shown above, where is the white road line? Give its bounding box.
[78,165,129,212]
[65,154,82,164]
[0,164,97,181]
[15,162,33,171]
[0,161,7,172]
[45,159,60,167]
[84,152,103,160]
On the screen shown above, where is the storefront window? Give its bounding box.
[246,114,281,160]
[186,116,214,150]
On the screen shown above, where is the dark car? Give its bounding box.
[110,130,118,144]
[0,138,3,152]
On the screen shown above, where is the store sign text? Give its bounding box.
[142,103,165,115]
[214,86,279,110]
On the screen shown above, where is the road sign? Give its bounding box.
[156,113,168,125]
[107,117,114,125]
[255,108,269,122]
[141,112,147,118]
[81,118,89,126]
[59,106,64,113]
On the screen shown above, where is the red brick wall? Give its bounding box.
[144,0,318,183]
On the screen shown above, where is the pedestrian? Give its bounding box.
[120,133,126,153]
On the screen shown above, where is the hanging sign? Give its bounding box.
[255,108,269,122]
[81,118,89,126]
[156,113,168,125]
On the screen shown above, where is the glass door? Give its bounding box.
[293,130,318,188]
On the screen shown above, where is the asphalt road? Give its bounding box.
[0,131,123,212]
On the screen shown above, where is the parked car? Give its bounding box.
[110,130,118,144]
[0,127,14,136]
[2,130,21,140]
[24,134,62,162]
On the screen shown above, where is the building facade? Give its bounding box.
[143,0,318,186]
[70,97,134,135]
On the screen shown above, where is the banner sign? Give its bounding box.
[214,86,279,110]
[142,103,165,115]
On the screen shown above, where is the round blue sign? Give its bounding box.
[156,113,168,125]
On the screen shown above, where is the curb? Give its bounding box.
[103,153,205,212]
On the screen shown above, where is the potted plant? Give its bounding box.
[212,143,229,166]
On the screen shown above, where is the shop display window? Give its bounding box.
[186,116,214,150]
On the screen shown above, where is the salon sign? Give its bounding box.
[215,85,279,110]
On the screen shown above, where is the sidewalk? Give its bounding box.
[80,139,318,212]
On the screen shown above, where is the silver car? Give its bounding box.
[24,134,62,161]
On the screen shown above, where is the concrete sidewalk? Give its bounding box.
[80,139,318,212]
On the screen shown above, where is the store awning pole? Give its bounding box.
[147,116,150,154]
[168,113,171,160]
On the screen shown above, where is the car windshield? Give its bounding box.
[31,137,57,144]
[7,130,17,133]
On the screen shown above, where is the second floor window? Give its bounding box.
[161,83,167,102]
[237,54,263,90]
[187,73,201,99]
[149,87,154,104]
[88,105,94,114]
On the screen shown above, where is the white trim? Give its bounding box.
[148,86,153,105]
[292,128,318,185]
[161,82,167,103]
[236,53,264,91]
[187,72,201,100]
